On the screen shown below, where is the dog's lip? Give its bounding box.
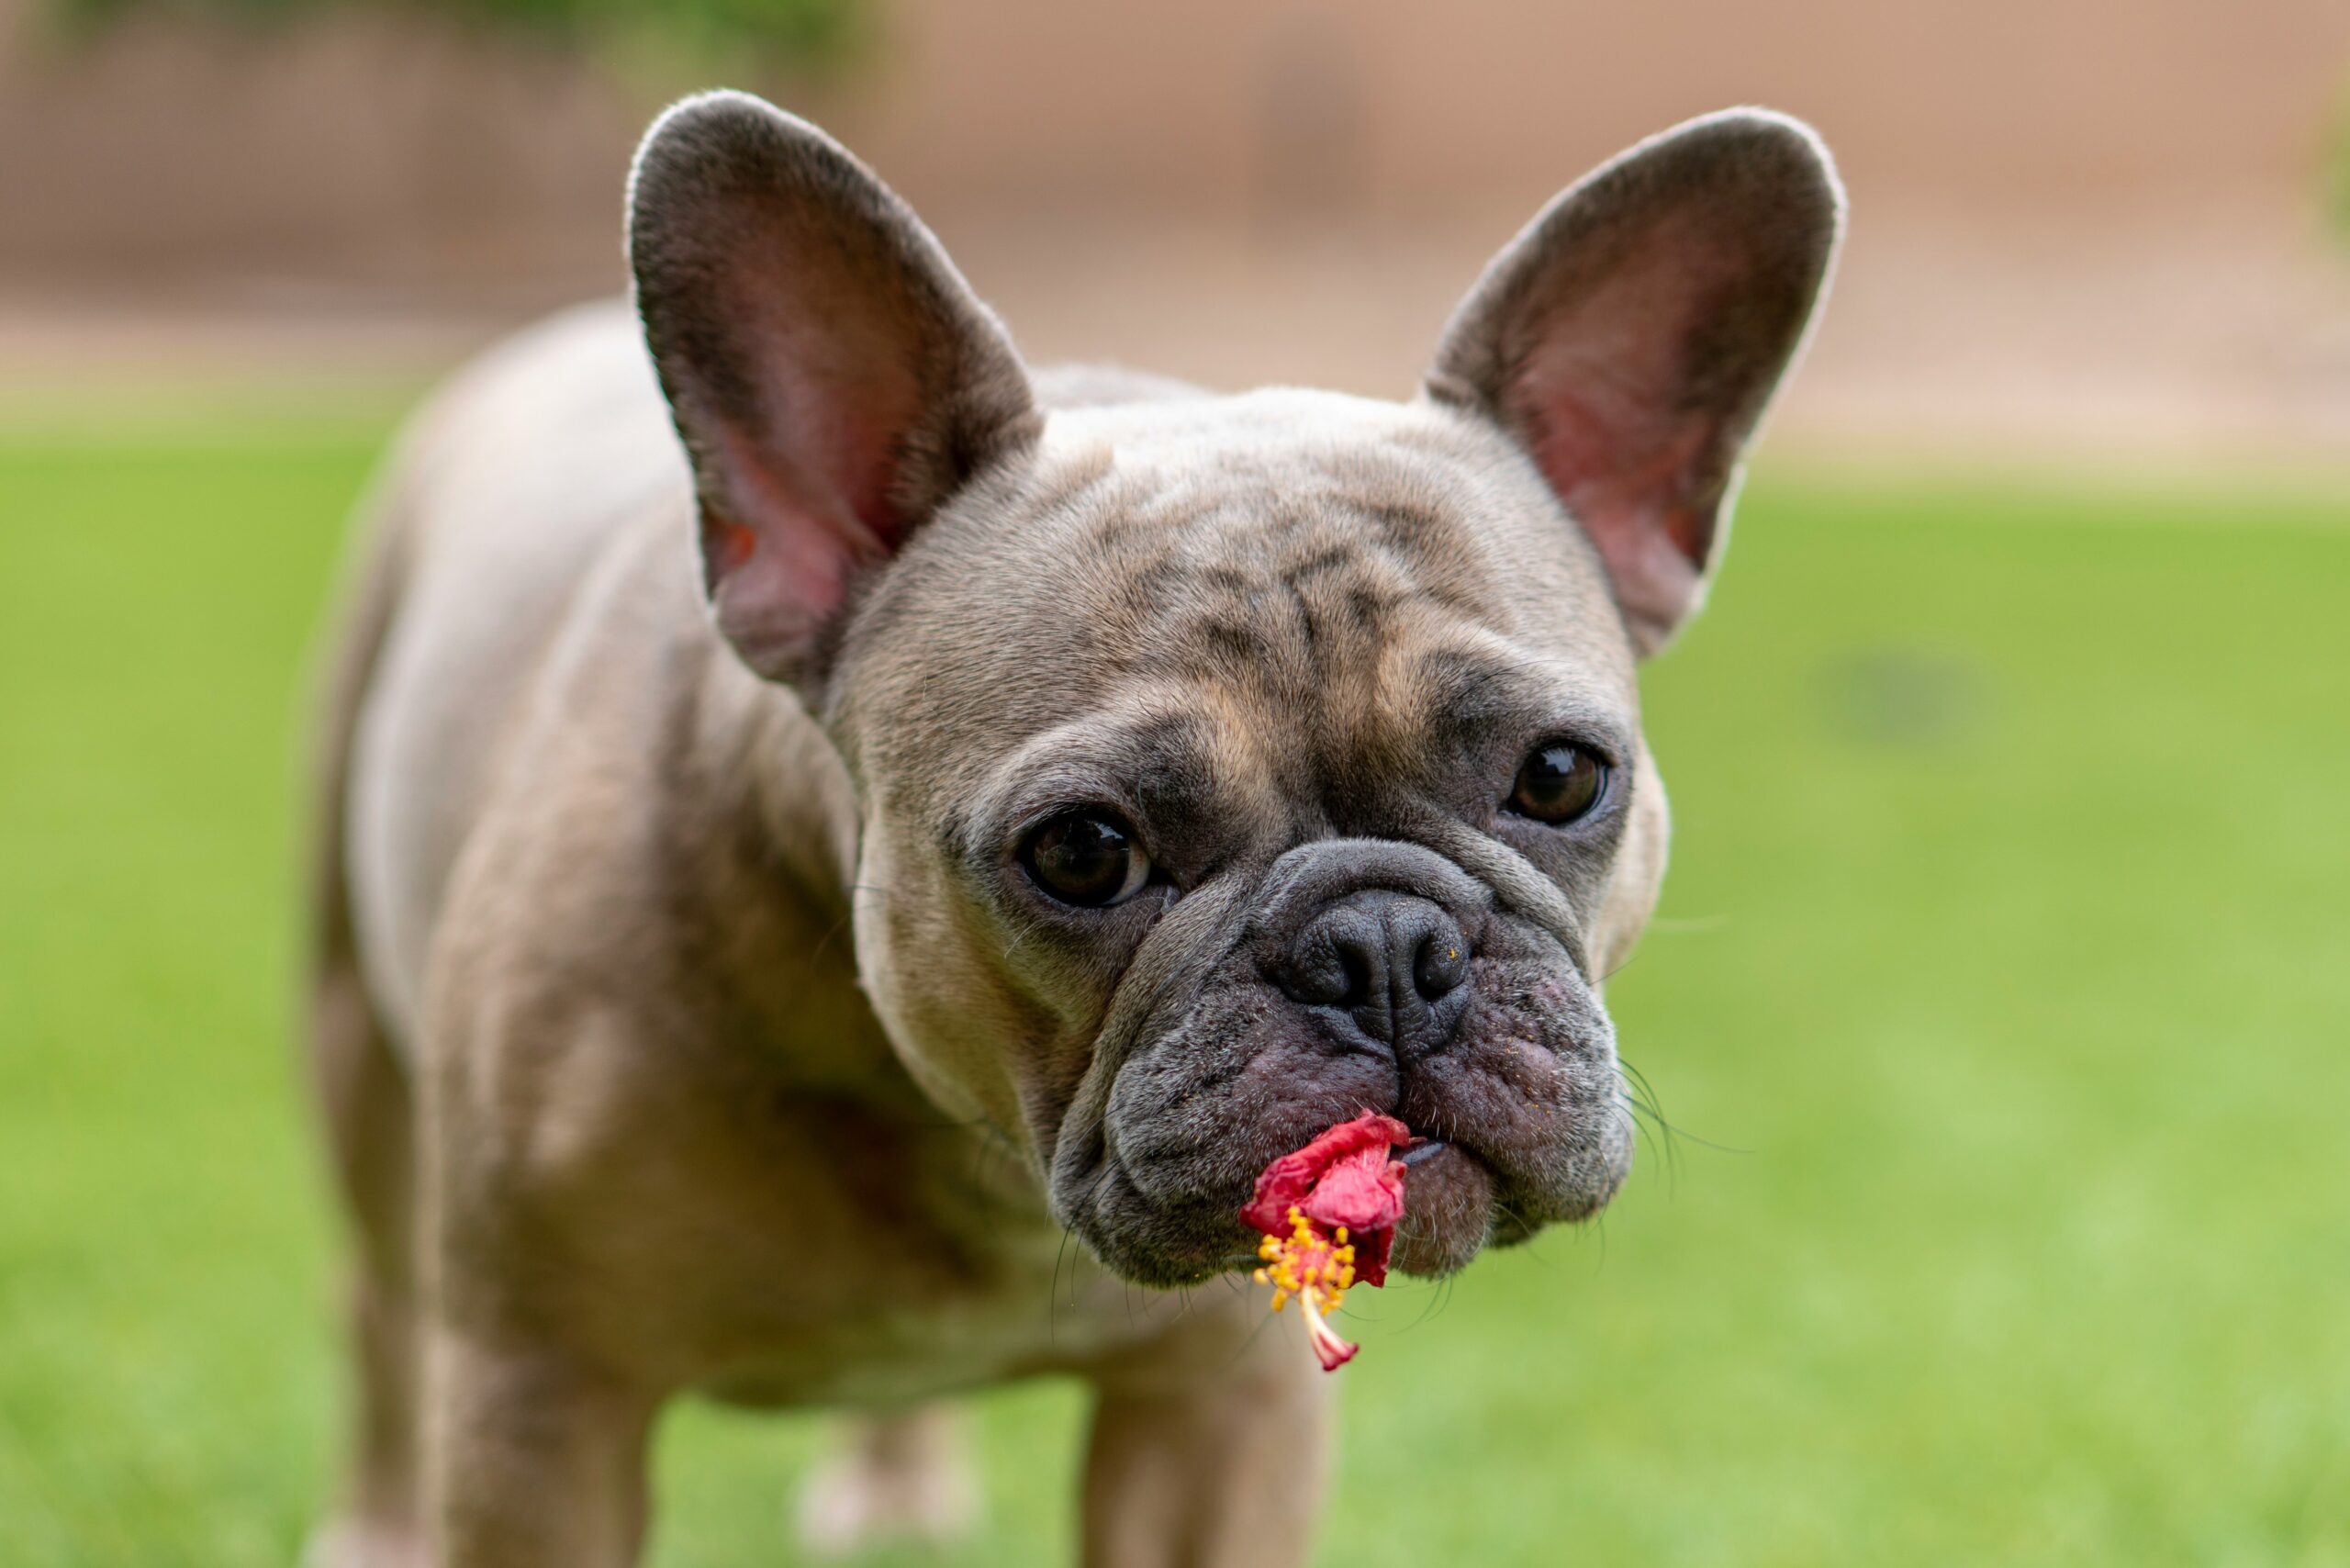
[1383,1138,1498,1277]
[1397,1137,1450,1168]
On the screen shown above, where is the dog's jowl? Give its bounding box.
[308,89,1841,1568]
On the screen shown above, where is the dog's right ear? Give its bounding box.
[629,91,1038,691]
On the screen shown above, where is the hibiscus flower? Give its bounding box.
[1243,1112,1412,1371]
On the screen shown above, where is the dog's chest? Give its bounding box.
[696,1224,1193,1407]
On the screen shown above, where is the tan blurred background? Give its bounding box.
[6,0,2348,466]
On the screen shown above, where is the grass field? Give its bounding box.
[3,414,2346,1567]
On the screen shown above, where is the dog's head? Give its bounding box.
[630,92,1841,1284]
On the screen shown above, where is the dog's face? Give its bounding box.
[630,93,1841,1284]
[837,393,1663,1282]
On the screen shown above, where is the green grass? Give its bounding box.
[2,417,2346,1566]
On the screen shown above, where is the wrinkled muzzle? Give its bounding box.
[1049,838,1634,1286]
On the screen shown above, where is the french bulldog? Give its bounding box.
[306,89,1841,1568]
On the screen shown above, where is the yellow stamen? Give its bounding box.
[1253,1202,1363,1369]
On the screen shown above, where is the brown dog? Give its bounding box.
[305,90,1841,1567]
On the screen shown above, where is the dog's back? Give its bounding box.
[328,301,693,1048]
[301,299,740,1564]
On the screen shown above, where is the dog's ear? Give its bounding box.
[1427,109,1842,655]
[629,91,1038,689]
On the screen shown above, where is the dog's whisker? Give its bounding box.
[1613,1081,1682,1188]
[1615,1055,1751,1165]
[809,909,855,964]
[1049,1228,1072,1344]
[1223,1294,1284,1372]
[1401,1272,1454,1330]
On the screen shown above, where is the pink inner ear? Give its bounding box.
[739,299,921,551]
[704,386,909,673]
[1507,232,1734,651]
[698,293,927,673]
[1518,381,1715,639]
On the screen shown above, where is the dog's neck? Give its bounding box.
[662,644,899,1081]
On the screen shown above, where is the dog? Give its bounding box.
[305,89,1841,1567]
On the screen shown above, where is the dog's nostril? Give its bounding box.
[1278,914,1368,1006]
[1278,890,1472,1053]
[1413,929,1468,1001]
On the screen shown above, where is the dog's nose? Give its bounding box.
[1278,890,1471,1058]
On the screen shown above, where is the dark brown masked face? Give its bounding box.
[628,93,1840,1285]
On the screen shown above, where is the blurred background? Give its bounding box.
[3,2,2346,1565]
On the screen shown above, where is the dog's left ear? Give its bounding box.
[1427,109,1843,655]
[629,91,1039,692]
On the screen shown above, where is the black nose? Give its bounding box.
[1278,890,1472,1058]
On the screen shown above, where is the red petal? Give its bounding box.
[1238,1152,1321,1236]
[1298,1147,1407,1233]
[1240,1111,1412,1258]
[1295,1112,1411,1171]
[1353,1224,1395,1289]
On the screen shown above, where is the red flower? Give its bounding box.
[1243,1113,1412,1371]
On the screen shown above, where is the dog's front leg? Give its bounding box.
[424,1327,661,1568]
[1080,1306,1332,1568]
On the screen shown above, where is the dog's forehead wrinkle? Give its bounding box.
[968,689,1214,812]
[884,386,1619,700]
[872,383,1642,919]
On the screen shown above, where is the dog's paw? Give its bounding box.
[794,1407,980,1557]
[301,1515,428,1568]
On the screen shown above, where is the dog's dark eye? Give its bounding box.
[1507,743,1609,824]
[1020,812,1151,907]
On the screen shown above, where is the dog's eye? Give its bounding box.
[1020,812,1151,907]
[1507,743,1609,825]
